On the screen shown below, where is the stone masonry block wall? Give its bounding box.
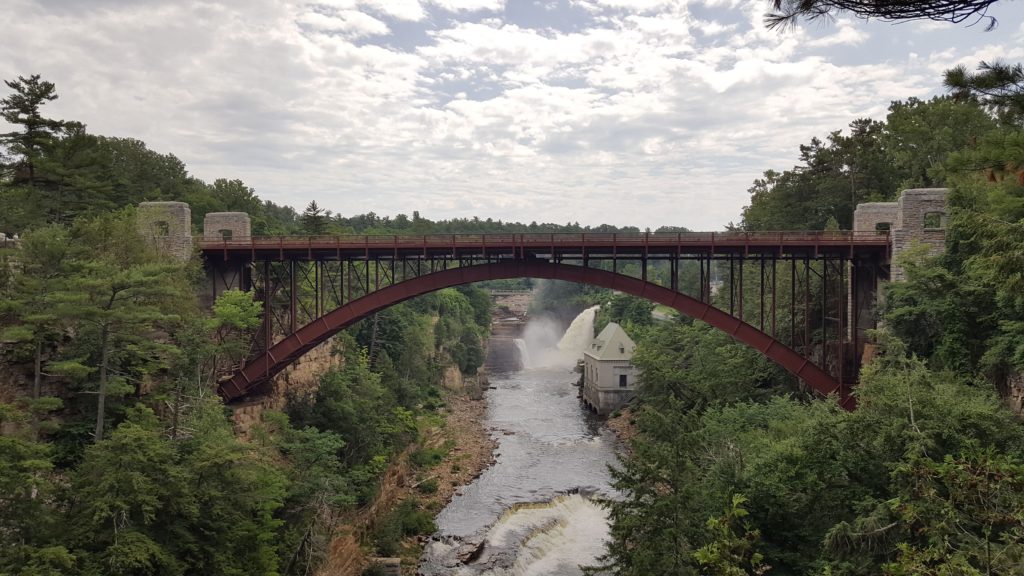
[896,188,949,234]
[137,201,192,261]
[891,189,948,281]
[853,202,899,233]
[203,212,252,241]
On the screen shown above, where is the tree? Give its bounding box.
[0,225,71,402]
[882,97,996,188]
[742,119,900,230]
[765,0,1001,30]
[68,407,185,575]
[0,75,66,189]
[300,200,329,235]
[693,495,769,576]
[56,211,190,441]
[945,61,1024,127]
[0,403,64,573]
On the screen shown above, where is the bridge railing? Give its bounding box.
[195,230,890,250]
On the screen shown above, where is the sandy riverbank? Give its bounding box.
[317,382,497,576]
[605,406,639,455]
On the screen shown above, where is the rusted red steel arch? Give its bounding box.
[218,260,854,410]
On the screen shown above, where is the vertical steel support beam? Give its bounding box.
[771,255,777,338]
[804,256,810,357]
[289,260,297,335]
[822,257,829,376]
[839,257,846,389]
[346,261,353,305]
[263,260,271,360]
[699,256,705,302]
[851,258,859,373]
[729,257,735,316]
[790,257,796,347]
[739,258,744,322]
[759,255,765,332]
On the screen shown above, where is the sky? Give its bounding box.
[2,0,1023,230]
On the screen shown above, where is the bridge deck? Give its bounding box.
[198,231,890,260]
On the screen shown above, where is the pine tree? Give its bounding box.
[945,61,1024,127]
[56,211,190,441]
[300,200,329,235]
[0,74,67,189]
[0,225,70,402]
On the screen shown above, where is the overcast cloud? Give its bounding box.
[2,0,1023,229]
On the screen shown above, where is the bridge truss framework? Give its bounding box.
[202,232,890,409]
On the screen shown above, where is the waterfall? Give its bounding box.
[429,494,610,576]
[556,305,599,353]
[513,338,530,370]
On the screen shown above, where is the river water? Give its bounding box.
[419,307,620,576]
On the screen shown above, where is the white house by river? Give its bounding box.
[581,322,640,414]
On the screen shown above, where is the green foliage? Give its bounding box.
[0,74,556,576]
[742,118,899,230]
[65,403,287,576]
[883,447,1024,575]
[945,61,1024,127]
[372,499,437,556]
[742,97,995,231]
[595,293,655,334]
[883,97,997,188]
[693,494,768,576]
[603,326,1024,576]
[883,244,999,372]
[410,444,450,468]
[416,477,439,494]
[631,321,795,406]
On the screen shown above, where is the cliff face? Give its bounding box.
[230,338,342,434]
[1006,372,1024,416]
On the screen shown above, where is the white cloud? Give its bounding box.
[2,0,1021,231]
[296,9,390,37]
[807,20,868,47]
[430,0,505,12]
[360,0,426,21]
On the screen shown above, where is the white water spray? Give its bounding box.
[519,305,599,369]
[458,494,611,576]
[556,305,599,354]
[513,338,530,370]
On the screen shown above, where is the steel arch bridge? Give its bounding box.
[201,231,891,410]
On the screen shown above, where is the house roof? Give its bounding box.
[584,322,636,361]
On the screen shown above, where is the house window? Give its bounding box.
[219,229,233,240]
[619,374,628,387]
[875,222,891,233]
[923,212,944,230]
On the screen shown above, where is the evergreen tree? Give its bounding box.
[945,61,1024,127]
[0,225,70,402]
[0,74,66,189]
[55,211,190,441]
[300,200,329,235]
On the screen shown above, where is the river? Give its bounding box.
[419,307,620,576]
